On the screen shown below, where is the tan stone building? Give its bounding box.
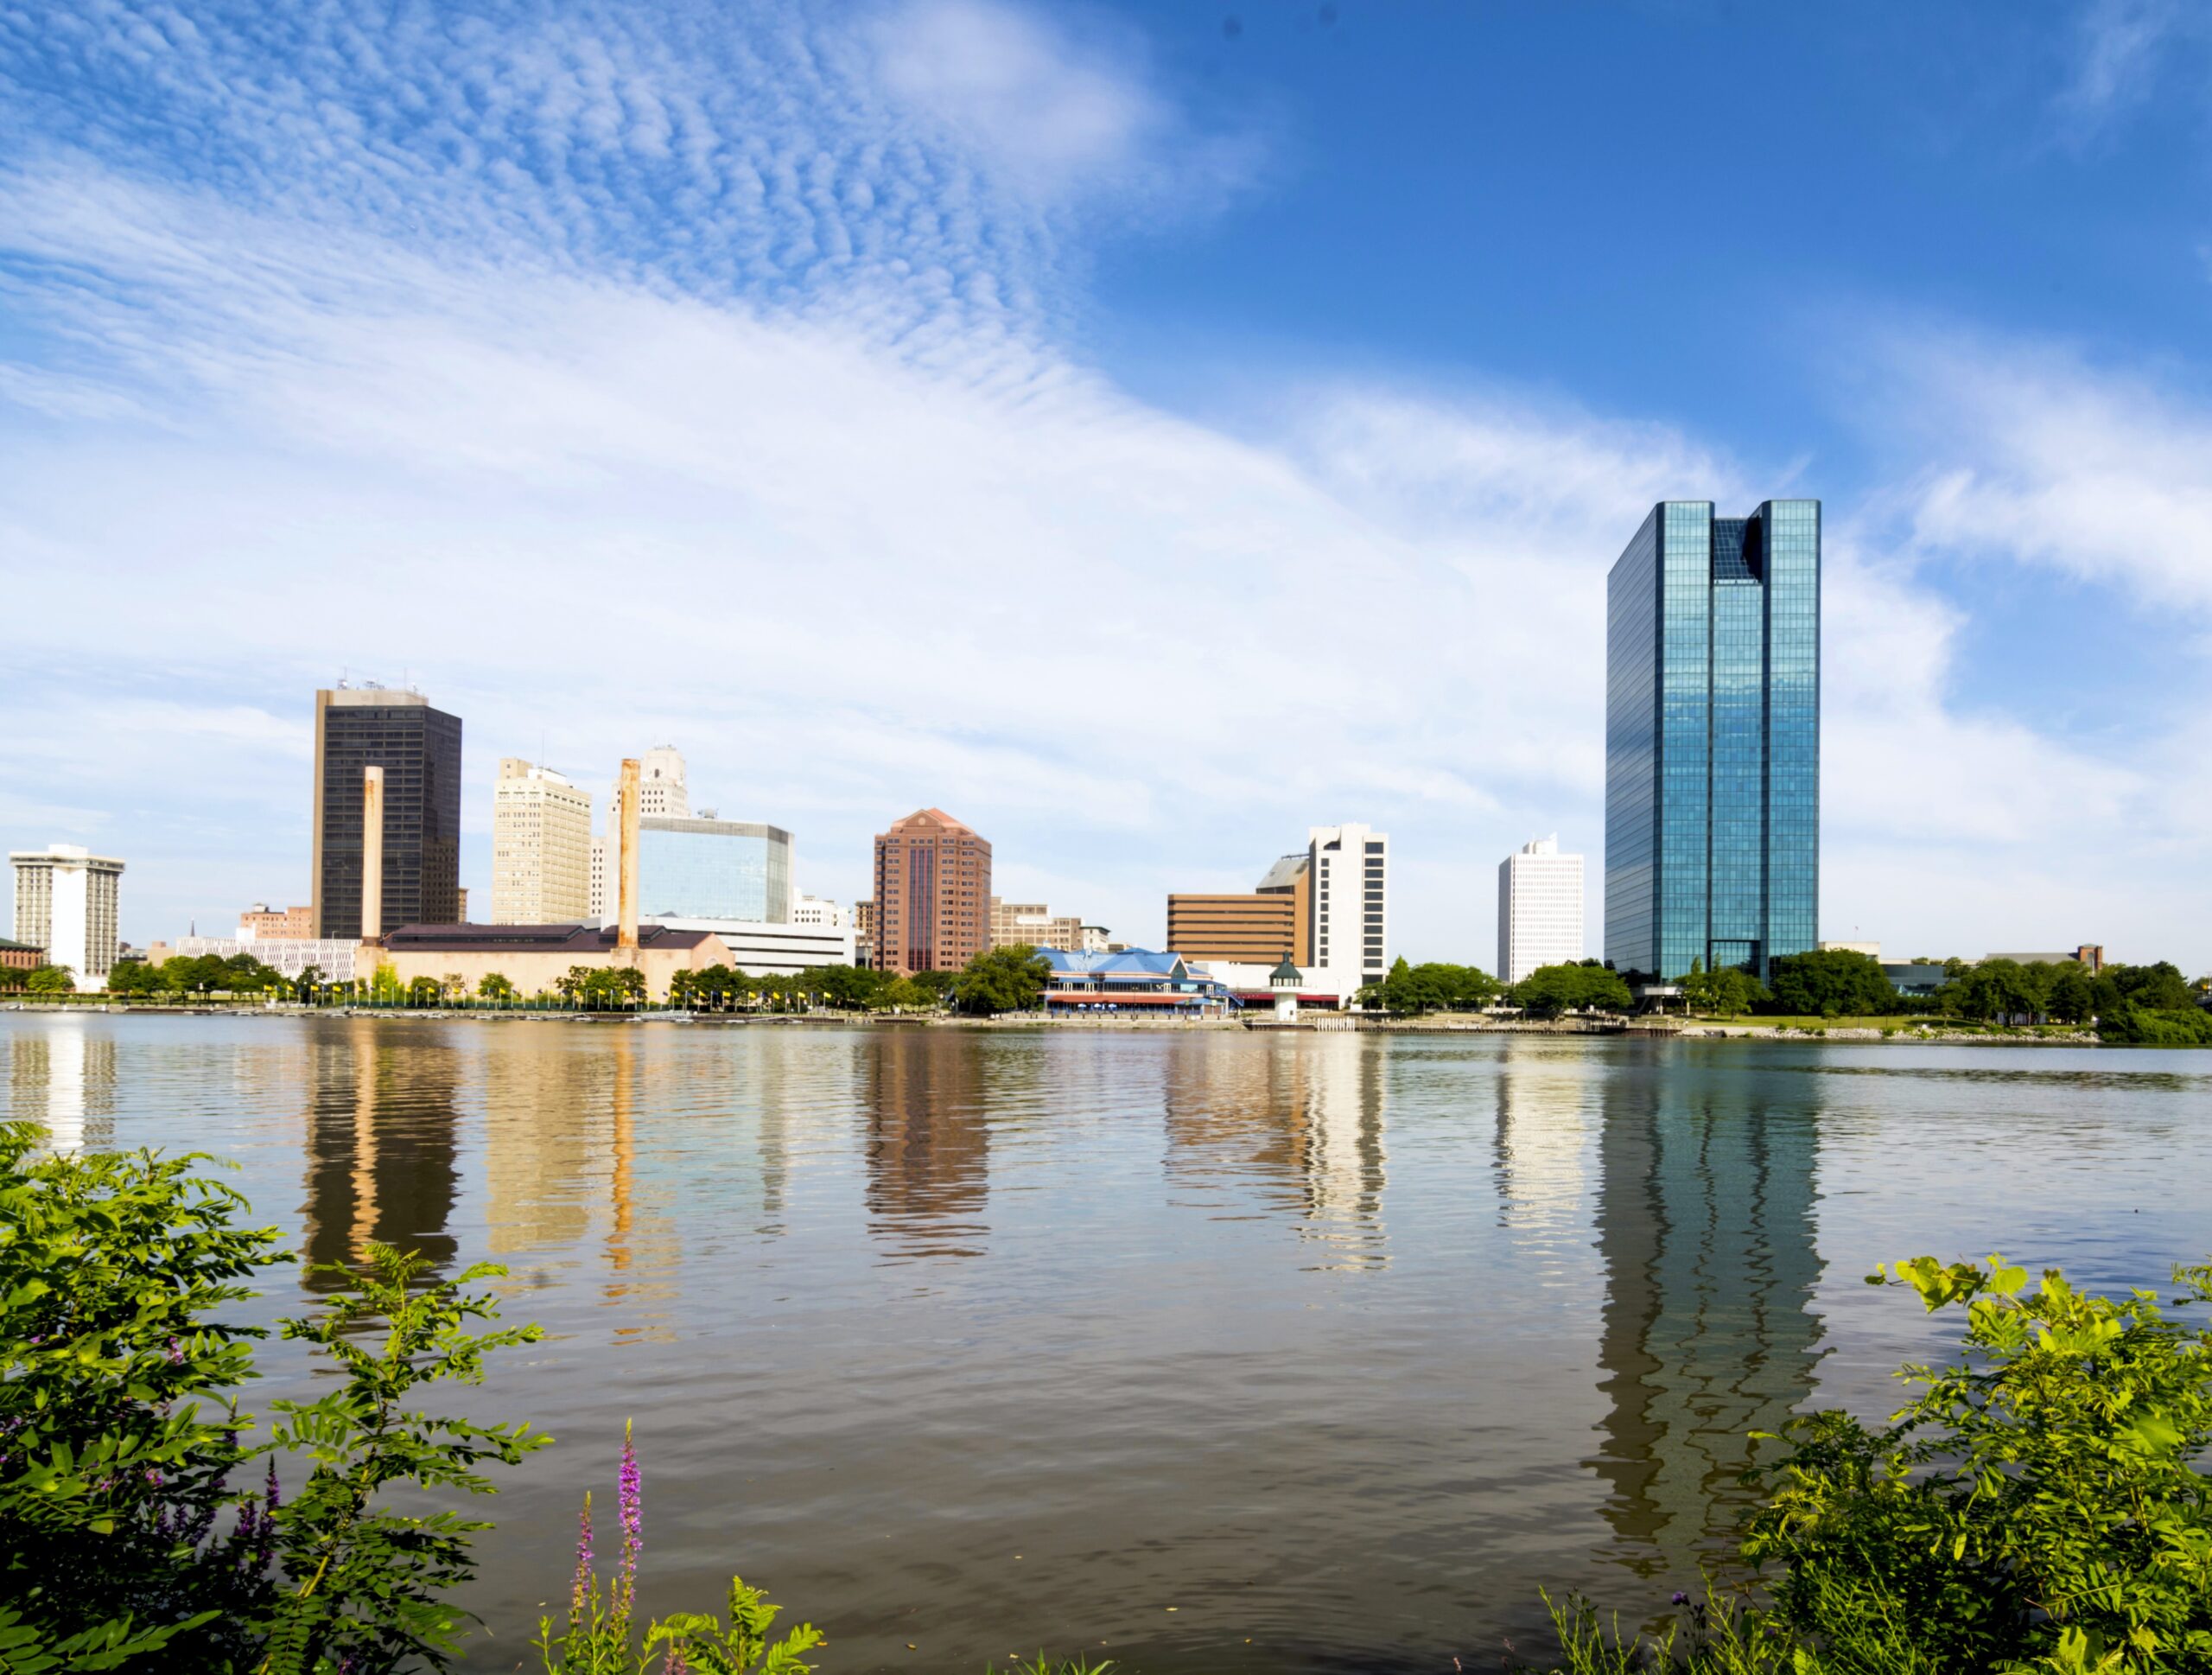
[871,809,991,978]
[1166,892,1299,963]
[239,903,314,939]
[1166,852,1311,964]
[988,898,1086,952]
[491,759,593,924]
[377,923,731,1003]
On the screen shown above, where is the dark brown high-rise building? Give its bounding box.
[311,685,463,939]
[871,809,991,978]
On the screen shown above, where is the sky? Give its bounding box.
[1,0,2208,972]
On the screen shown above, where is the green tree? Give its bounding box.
[1676,958,1770,1018]
[1948,957,2047,1023]
[1366,959,1502,1014]
[1512,963,1632,1016]
[686,965,751,1010]
[2110,960,2196,1013]
[260,1247,549,1673]
[478,972,517,1003]
[2045,962,2095,1024]
[293,964,328,1003]
[554,966,646,1007]
[907,970,958,1004]
[952,946,1052,1016]
[406,975,444,1006]
[22,964,75,995]
[877,976,928,1010]
[805,965,887,1010]
[1764,947,1898,1017]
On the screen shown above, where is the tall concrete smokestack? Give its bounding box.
[616,756,640,952]
[360,765,385,945]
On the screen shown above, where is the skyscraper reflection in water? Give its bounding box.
[1291,1035,1388,1271]
[863,1030,990,1261]
[1160,1034,1389,1272]
[3,1016,118,1153]
[1587,1054,1825,1584]
[299,1020,459,1290]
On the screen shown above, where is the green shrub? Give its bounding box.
[1522,1255,2212,1673]
[2098,1006,2212,1047]
[0,1123,546,1672]
[0,1124,281,1666]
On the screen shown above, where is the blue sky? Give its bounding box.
[2,0,2207,971]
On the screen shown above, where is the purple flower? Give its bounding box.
[570,1492,594,1625]
[1672,1591,1689,1606]
[618,1420,643,1595]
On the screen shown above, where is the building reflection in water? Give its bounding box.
[1162,1034,1388,1271]
[863,1031,989,1260]
[1491,1041,1595,1244]
[481,1034,596,1258]
[299,1021,459,1290]
[1586,1054,1825,1583]
[597,1030,684,1334]
[5,1018,119,1152]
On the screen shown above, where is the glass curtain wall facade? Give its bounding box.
[1604,501,1819,983]
[634,818,793,922]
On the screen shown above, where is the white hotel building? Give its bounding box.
[1497,835,1586,984]
[10,844,124,988]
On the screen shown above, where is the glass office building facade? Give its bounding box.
[635,817,792,923]
[1605,500,1818,984]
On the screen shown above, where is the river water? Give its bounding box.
[3,1014,2205,1672]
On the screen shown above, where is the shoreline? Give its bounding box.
[0,1001,2129,1043]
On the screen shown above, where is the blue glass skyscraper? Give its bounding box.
[1605,500,1819,984]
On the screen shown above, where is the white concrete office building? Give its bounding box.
[1307,823,1389,990]
[641,917,855,977]
[157,936,360,983]
[791,895,846,929]
[10,844,125,988]
[616,745,690,820]
[1497,835,1585,984]
[491,759,593,924]
[589,745,689,918]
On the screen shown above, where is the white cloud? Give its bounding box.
[0,0,2205,971]
[1856,329,2212,618]
[868,0,1171,202]
[2059,0,2193,126]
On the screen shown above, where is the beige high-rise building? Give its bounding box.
[988,898,1086,952]
[614,745,689,819]
[491,759,593,925]
[238,903,314,939]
